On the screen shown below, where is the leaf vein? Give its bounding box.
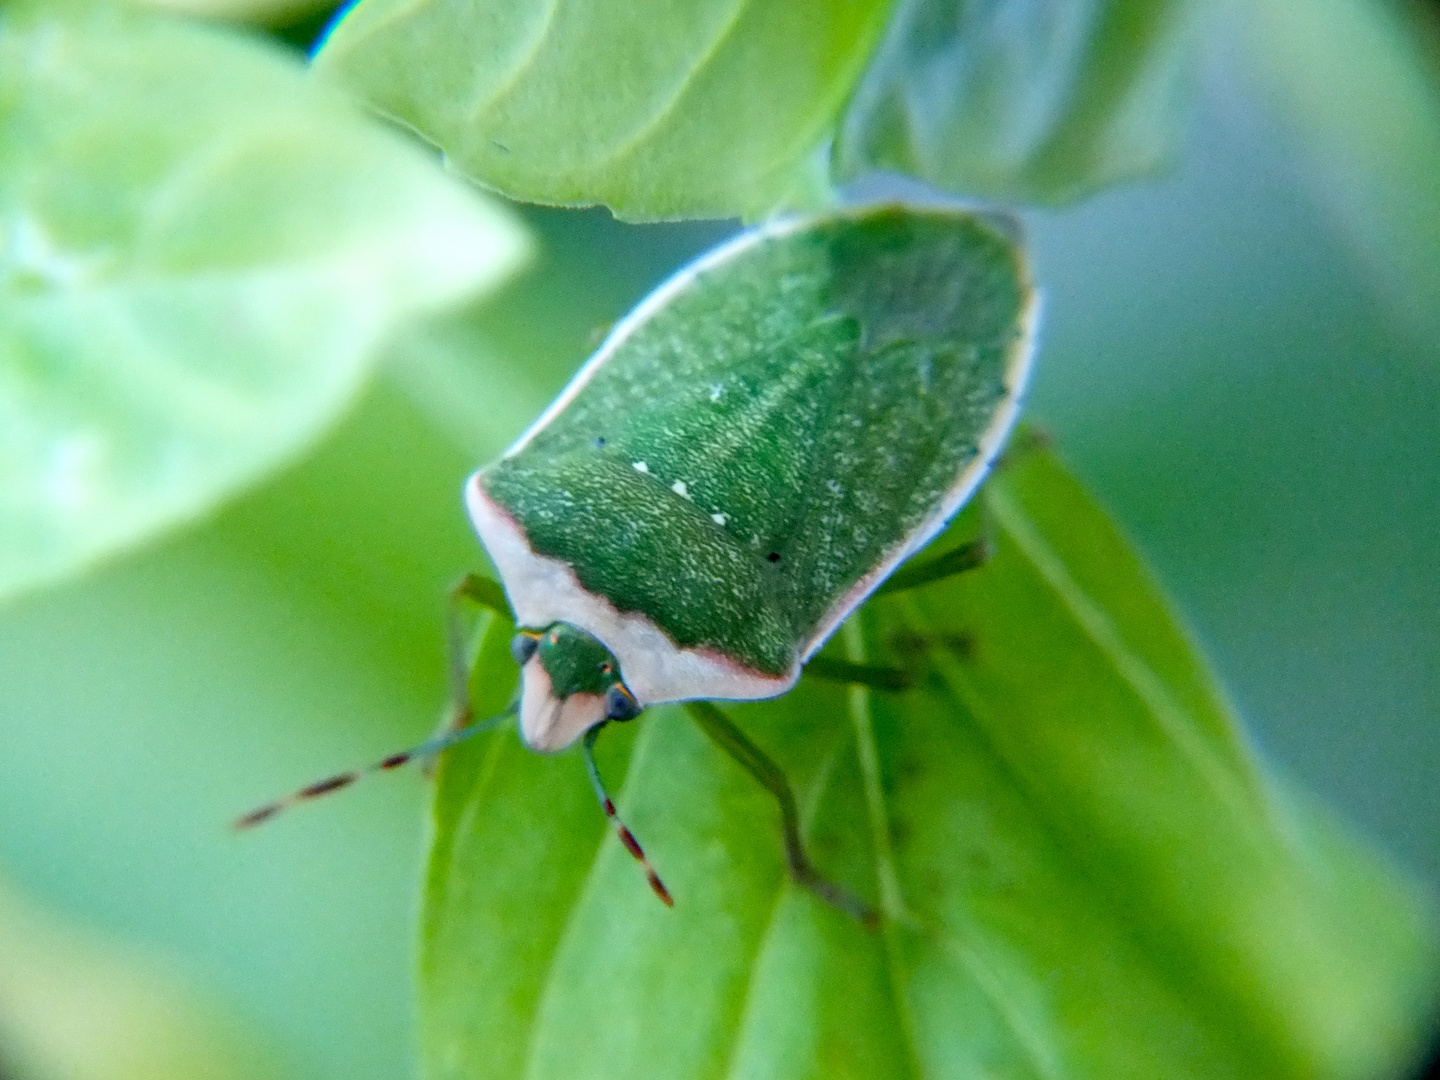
[844,619,926,1080]
[518,722,660,1080]
[590,0,758,171]
[463,0,564,131]
[985,485,1263,823]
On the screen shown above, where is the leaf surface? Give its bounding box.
[0,6,529,602]
[835,0,1203,204]
[315,0,1203,218]
[421,444,1439,1080]
[315,0,893,221]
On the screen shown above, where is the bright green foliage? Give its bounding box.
[835,0,1202,204]
[314,0,1201,219]
[483,207,1031,675]
[0,5,529,603]
[315,0,894,221]
[422,445,1438,1080]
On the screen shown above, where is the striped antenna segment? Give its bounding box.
[581,726,673,907]
[234,702,517,830]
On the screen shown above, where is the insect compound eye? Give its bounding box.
[510,633,540,666]
[603,684,641,722]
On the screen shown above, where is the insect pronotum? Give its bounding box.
[238,204,1038,922]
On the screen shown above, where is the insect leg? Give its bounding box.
[449,572,511,618]
[876,537,991,595]
[802,656,912,691]
[443,573,514,733]
[993,424,1050,469]
[878,424,1049,600]
[684,701,877,927]
[581,726,674,907]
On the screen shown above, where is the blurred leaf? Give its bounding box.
[0,5,530,604]
[420,445,1438,1080]
[0,879,285,1080]
[835,0,1203,204]
[314,0,892,221]
[1239,0,1440,347]
[385,208,735,462]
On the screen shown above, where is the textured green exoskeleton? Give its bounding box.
[469,204,1037,752]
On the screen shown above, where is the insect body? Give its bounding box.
[473,204,1037,753]
[239,204,1038,919]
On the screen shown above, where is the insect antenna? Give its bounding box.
[233,701,518,830]
[581,726,673,907]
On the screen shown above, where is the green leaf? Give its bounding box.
[835,0,1203,204]
[315,0,1203,219]
[313,0,895,221]
[0,878,287,1080]
[420,444,1438,1080]
[0,5,529,604]
[1239,0,1440,347]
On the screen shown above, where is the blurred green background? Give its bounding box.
[2,13,1437,1080]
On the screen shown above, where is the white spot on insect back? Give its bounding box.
[827,479,842,495]
[632,461,649,473]
[709,383,723,402]
[711,512,729,526]
[671,480,690,499]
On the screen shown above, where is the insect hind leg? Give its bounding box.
[684,701,877,928]
[802,657,913,692]
[873,432,1055,600]
[876,537,991,596]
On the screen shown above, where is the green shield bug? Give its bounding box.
[238,204,1038,921]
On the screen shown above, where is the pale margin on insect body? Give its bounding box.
[237,203,1039,922]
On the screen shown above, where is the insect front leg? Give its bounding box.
[442,573,514,734]
[684,701,877,928]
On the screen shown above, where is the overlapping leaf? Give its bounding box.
[0,5,529,602]
[835,0,1202,203]
[314,0,1200,219]
[421,446,1438,1080]
[316,0,893,220]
